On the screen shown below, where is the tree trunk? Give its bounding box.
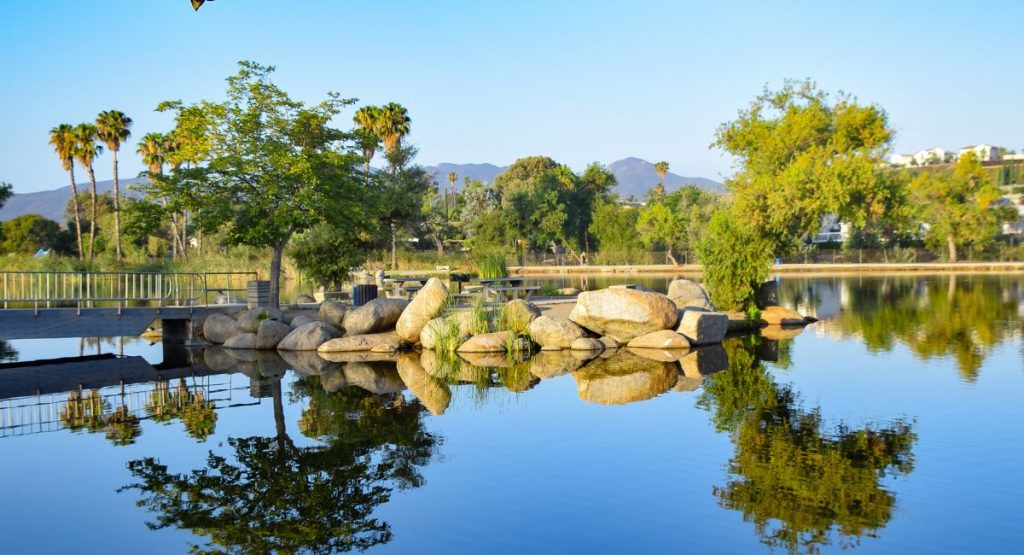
[269,237,288,309]
[946,235,958,263]
[390,222,398,270]
[111,149,122,261]
[67,168,84,259]
[180,211,188,259]
[88,166,98,261]
[364,160,371,187]
[271,377,289,453]
[434,232,444,255]
[666,246,679,266]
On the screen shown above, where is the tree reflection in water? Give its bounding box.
[122,373,441,554]
[699,337,917,553]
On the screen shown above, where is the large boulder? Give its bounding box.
[256,319,291,350]
[203,313,239,344]
[666,279,715,311]
[396,278,449,343]
[573,351,677,405]
[420,316,465,350]
[627,347,687,362]
[289,313,319,330]
[557,287,581,296]
[761,306,806,326]
[318,300,347,328]
[277,321,341,351]
[570,337,605,351]
[528,316,587,350]
[343,298,408,336]
[317,331,402,353]
[396,353,451,416]
[502,299,542,329]
[569,288,678,341]
[223,333,258,349]
[457,331,512,353]
[237,308,287,334]
[676,310,729,345]
[627,330,690,350]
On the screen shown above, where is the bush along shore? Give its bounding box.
[193,278,814,408]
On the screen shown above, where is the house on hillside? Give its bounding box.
[913,148,955,166]
[889,153,915,167]
[959,144,1002,162]
[811,214,850,244]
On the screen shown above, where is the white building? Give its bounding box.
[959,144,1002,162]
[997,185,1024,236]
[889,153,915,167]
[913,147,955,166]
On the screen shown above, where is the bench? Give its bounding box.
[481,285,540,301]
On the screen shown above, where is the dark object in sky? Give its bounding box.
[191,0,212,10]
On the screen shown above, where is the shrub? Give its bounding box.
[473,252,507,279]
[695,210,773,311]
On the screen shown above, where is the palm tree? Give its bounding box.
[654,161,669,183]
[73,124,103,261]
[96,110,133,261]
[377,102,411,159]
[353,106,381,183]
[49,124,84,258]
[446,171,457,219]
[137,132,183,258]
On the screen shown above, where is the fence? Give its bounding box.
[0,271,257,311]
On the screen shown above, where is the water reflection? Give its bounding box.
[782,275,1023,381]
[122,373,441,553]
[699,338,917,553]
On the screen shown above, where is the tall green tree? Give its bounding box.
[95,110,133,261]
[379,145,432,269]
[910,152,1014,261]
[49,124,84,258]
[73,123,103,261]
[1,214,63,254]
[154,61,363,307]
[0,181,11,210]
[714,80,894,254]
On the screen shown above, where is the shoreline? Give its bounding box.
[506,261,1024,276]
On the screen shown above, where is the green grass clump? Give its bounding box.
[467,296,495,335]
[538,282,561,296]
[432,315,464,357]
[473,252,508,279]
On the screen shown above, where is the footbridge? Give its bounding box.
[0,271,257,341]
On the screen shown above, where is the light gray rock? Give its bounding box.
[203,313,239,344]
[667,279,716,311]
[277,321,342,351]
[237,308,285,334]
[289,313,319,329]
[202,346,236,371]
[396,278,449,343]
[502,299,542,328]
[343,298,408,336]
[627,330,690,350]
[569,288,679,341]
[224,333,258,349]
[570,337,605,351]
[457,331,513,353]
[319,300,348,328]
[256,319,291,350]
[295,294,317,304]
[573,350,678,405]
[317,331,402,353]
[420,316,465,350]
[557,287,581,296]
[676,309,729,345]
[528,315,587,350]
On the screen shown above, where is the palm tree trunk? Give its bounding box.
[946,235,958,263]
[390,222,398,270]
[111,149,123,261]
[67,168,84,259]
[88,166,97,261]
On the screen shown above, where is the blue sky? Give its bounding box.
[1,0,1021,193]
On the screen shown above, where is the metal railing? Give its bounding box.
[0,271,257,313]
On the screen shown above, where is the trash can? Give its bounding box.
[247,280,271,308]
[353,284,378,307]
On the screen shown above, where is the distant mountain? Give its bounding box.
[1,158,722,223]
[425,157,721,197]
[606,157,723,198]
[0,177,147,223]
[423,163,505,191]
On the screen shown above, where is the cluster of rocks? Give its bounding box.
[197,276,809,366]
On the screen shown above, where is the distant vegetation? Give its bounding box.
[1,69,1018,309]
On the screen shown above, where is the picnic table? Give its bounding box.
[453,277,539,302]
[381,275,431,299]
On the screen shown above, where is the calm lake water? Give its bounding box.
[1,273,1022,554]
